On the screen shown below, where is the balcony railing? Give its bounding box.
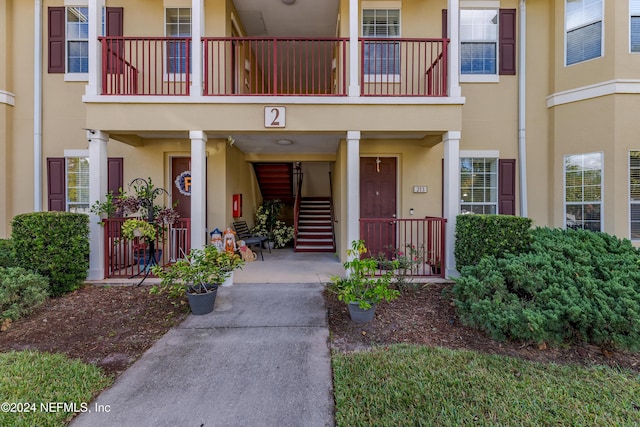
[360,38,448,96]
[100,36,448,97]
[360,217,446,277]
[103,218,191,278]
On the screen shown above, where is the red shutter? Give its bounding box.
[499,9,517,75]
[498,159,516,215]
[105,7,123,36]
[48,7,65,73]
[442,9,448,38]
[47,158,66,211]
[107,157,124,195]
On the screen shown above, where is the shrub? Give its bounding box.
[0,239,16,268]
[453,227,640,351]
[0,267,49,321]
[11,212,89,296]
[454,214,533,269]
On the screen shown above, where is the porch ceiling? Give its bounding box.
[232,0,340,37]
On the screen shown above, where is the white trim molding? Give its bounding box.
[547,79,640,108]
[0,90,15,106]
[460,150,499,158]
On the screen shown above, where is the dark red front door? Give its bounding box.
[171,157,191,220]
[360,157,397,259]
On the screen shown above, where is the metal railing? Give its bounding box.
[99,37,449,97]
[360,217,446,277]
[359,38,448,96]
[100,37,191,96]
[103,218,191,278]
[203,37,348,96]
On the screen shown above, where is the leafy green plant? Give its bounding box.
[0,267,49,321]
[252,199,294,247]
[151,246,244,298]
[453,227,640,351]
[121,219,157,241]
[455,214,533,269]
[330,240,400,309]
[0,239,15,268]
[11,212,89,296]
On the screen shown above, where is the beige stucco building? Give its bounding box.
[1,0,638,280]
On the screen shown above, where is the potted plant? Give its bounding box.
[121,218,157,241]
[252,199,294,248]
[150,246,243,315]
[213,249,244,287]
[329,240,400,323]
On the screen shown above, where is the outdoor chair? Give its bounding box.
[232,221,270,261]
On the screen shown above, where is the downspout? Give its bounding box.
[518,0,528,217]
[34,0,43,211]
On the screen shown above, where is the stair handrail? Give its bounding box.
[293,166,304,249]
[329,170,336,249]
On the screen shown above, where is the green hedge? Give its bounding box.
[452,228,640,351]
[11,212,89,296]
[0,239,15,268]
[454,214,533,269]
[0,267,49,321]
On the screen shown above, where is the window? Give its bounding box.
[631,0,640,52]
[566,0,603,65]
[165,8,192,74]
[564,152,602,231]
[362,8,400,78]
[460,158,498,214]
[460,9,498,75]
[66,157,90,213]
[629,152,640,238]
[66,7,89,73]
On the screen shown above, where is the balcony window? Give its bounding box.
[566,0,603,65]
[460,9,498,75]
[564,152,602,231]
[362,8,400,79]
[460,158,498,214]
[165,8,191,74]
[631,0,640,52]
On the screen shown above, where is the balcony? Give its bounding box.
[100,36,449,97]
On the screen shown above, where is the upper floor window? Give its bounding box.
[631,0,640,52]
[566,0,603,65]
[460,157,498,214]
[66,7,89,73]
[460,9,498,75]
[564,152,602,231]
[165,8,192,74]
[362,8,400,79]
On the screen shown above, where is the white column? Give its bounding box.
[86,0,104,96]
[88,130,109,280]
[442,131,461,278]
[346,131,360,253]
[190,131,207,249]
[348,0,360,97]
[447,0,461,98]
[191,0,204,96]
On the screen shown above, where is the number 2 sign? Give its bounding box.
[264,106,285,128]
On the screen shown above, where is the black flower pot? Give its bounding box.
[186,283,219,315]
[348,302,377,323]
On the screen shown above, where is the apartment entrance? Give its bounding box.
[171,157,191,219]
[360,157,397,259]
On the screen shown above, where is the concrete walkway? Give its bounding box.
[72,249,344,427]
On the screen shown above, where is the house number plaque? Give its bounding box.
[265,106,285,128]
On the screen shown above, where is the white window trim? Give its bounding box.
[459,154,499,215]
[631,0,640,53]
[361,6,402,80]
[164,7,192,82]
[562,151,604,231]
[564,0,605,67]
[459,7,500,79]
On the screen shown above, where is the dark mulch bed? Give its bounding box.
[325,282,640,373]
[0,282,638,377]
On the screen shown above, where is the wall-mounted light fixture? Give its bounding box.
[227,136,235,147]
[409,208,414,216]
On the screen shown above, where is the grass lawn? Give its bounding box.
[0,351,112,427]
[332,344,640,427]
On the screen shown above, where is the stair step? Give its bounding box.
[295,245,335,252]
